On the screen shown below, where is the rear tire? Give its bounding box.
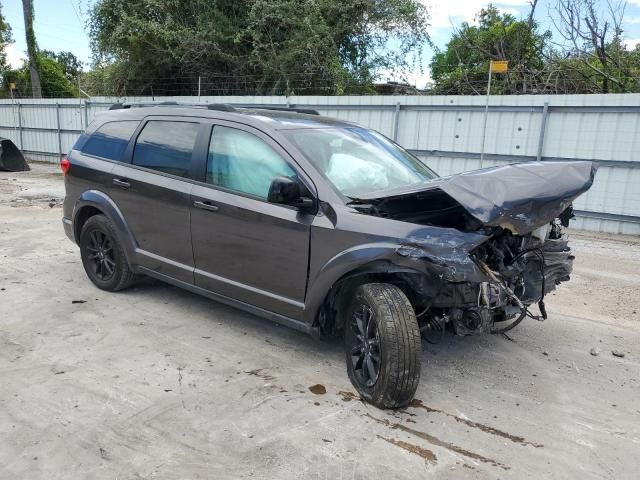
[79,214,137,291]
[345,283,421,409]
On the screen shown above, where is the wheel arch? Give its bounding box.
[73,190,137,265]
[304,243,433,336]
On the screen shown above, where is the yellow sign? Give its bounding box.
[490,60,508,73]
[8,83,16,90]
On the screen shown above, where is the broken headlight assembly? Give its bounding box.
[418,211,575,342]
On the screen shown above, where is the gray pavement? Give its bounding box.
[1,164,638,479]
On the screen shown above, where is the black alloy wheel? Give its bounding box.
[79,214,137,291]
[85,229,116,281]
[345,283,422,409]
[349,304,382,388]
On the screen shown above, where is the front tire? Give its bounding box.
[345,283,421,408]
[79,214,137,291]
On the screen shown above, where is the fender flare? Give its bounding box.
[72,190,138,265]
[302,242,428,325]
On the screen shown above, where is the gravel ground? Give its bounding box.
[1,164,639,479]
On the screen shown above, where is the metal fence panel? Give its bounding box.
[1,93,639,234]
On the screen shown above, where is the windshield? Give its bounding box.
[283,127,438,197]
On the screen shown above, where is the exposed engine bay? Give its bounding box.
[340,201,578,341]
[418,211,575,341]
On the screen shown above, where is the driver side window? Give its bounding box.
[207,126,296,199]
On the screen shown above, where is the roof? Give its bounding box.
[101,103,356,130]
[238,108,356,129]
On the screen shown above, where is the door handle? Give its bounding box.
[193,200,219,212]
[112,178,131,189]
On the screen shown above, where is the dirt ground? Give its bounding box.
[1,164,639,479]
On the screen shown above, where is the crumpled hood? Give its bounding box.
[353,161,598,234]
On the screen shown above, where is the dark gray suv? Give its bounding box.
[62,103,596,408]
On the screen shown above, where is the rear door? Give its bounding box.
[70,120,141,207]
[190,122,315,319]
[110,118,205,283]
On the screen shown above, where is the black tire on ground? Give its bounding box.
[79,214,137,291]
[345,283,422,409]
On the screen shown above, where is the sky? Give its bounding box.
[3,0,640,89]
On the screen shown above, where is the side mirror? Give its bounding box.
[267,176,314,211]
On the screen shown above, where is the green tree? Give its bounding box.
[41,50,82,84]
[430,5,551,94]
[246,0,428,94]
[88,0,429,95]
[79,64,122,96]
[6,53,78,98]
[551,0,640,93]
[542,42,640,94]
[431,2,639,95]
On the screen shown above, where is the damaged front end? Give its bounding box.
[423,212,574,339]
[349,161,597,339]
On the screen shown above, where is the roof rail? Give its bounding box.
[108,102,236,112]
[107,102,319,115]
[248,106,320,115]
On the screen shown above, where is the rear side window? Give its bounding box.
[73,134,89,151]
[81,121,139,161]
[132,121,199,178]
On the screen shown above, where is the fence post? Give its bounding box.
[536,102,549,162]
[84,99,89,129]
[392,101,401,141]
[16,102,23,150]
[56,102,62,159]
[11,101,19,146]
[78,101,83,129]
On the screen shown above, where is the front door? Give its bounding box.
[110,119,202,283]
[190,124,314,319]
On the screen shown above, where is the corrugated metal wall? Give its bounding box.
[1,94,639,234]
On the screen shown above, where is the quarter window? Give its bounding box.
[207,126,296,199]
[81,121,139,161]
[132,121,200,178]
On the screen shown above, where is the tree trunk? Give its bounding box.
[22,0,41,98]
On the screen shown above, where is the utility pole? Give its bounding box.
[21,0,41,98]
